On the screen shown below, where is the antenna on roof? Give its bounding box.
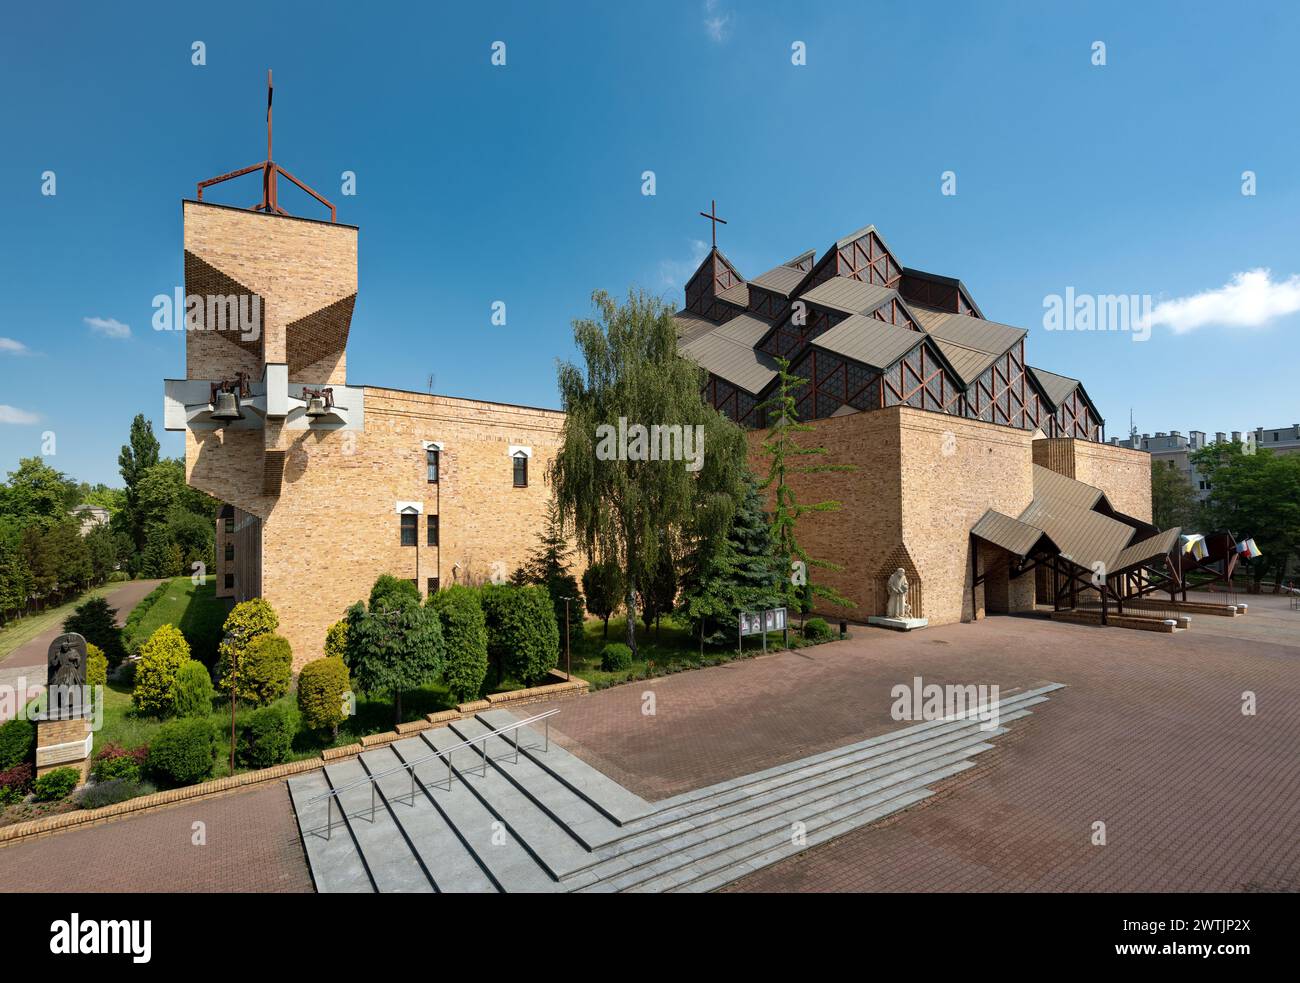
[195,70,338,222]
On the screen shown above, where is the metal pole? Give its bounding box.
[370,782,376,823]
[325,795,333,841]
[564,597,572,680]
[545,717,550,753]
[228,639,238,776]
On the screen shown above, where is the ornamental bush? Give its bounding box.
[428,585,489,702]
[238,704,296,768]
[92,743,149,784]
[0,762,34,804]
[368,574,421,613]
[173,660,215,717]
[599,642,633,672]
[86,643,108,707]
[297,657,351,738]
[63,596,126,666]
[33,766,80,802]
[0,717,36,771]
[324,619,349,662]
[802,617,832,642]
[480,584,559,686]
[132,624,191,716]
[147,718,216,786]
[216,597,279,693]
[77,778,156,809]
[234,634,293,707]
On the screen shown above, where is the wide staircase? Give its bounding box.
[287,683,1064,892]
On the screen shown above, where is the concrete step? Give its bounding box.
[476,708,654,825]
[357,746,498,894]
[418,727,592,879]
[286,768,375,894]
[323,758,435,893]
[388,736,560,893]
[565,730,1002,886]
[448,717,626,850]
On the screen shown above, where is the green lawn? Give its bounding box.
[129,577,232,665]
[0,582,126,660]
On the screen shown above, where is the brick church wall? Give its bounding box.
[1033,437,1152,521]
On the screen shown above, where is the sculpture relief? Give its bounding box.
[886,568,912,619]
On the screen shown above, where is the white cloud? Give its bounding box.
[1145,269,1300,335]
[84,316,131,339]
[0,337,30,355]
[703,0,732,42]
[0,405,40,425]
[659,238,710,288]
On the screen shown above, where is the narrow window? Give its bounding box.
[427,514,439,546]
[513,452,528,488]
[224,517,234,534]
[224,573,234,590]
[427,449,440,483]
[427,577,440,595]
[224,543,234,562]
[400,513,417,546]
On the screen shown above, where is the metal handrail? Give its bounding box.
[307,708,559,840]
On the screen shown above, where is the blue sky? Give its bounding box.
[2,0,1298,486]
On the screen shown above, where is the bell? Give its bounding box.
[304,395,328,418]
[210,391,244,422]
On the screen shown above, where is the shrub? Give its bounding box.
[368,574,421,613]
[582,561,624,638]
[233,634,293,707]
[63,597,126,666]
[298,657,351,737]
[92,743,149,784]
[215,597,279,692]
[344,600,444,726]
[239,704,296,768]
[147,718,216,785]
[599,642,633,672]
[33,767,80,802]
[428,586,489,702]
[324,619,349,662]
[86,643,108,708]
[132,624,192,716]
[77,778,156,809]
[173,660,215,717]
[0,762,34,804]
[802,617,832,642]
[480,584,559,686]
[121,580,170,656]
[0,717,36,771]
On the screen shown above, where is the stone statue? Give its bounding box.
[886,568,911,619]
[48,633,88,689]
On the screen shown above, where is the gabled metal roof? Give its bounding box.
[1031,464,1108,512]
[971,510,1058,558]
[1113,527,1183,574]
[1026,365,1081,410]
[810,314,926,370]
[1018,498,1134,572]
[799,278,896,316]
[673,309,719,345]
[915,308,1026,357]
[717,281,750,307]
[928,337,1000,387]
[678,312,779,394]
[750,265,806,297]
[901,266,986,318]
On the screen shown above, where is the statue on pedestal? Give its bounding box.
[886,568,911,619]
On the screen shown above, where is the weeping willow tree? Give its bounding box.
[551,289,747,655]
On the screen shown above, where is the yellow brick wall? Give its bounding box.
[1034,437,1153,521]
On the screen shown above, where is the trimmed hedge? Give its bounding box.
[92,743,149,784]
[599,642,633,671]
[480,583,559,686]
[0,717,36,771]
[121,581,170,656]
[33,767,80,802]
[802,617,832,642]
[147,718,216,785]
[233,634,292,706]
[298,657,351,737]
[77,778,156,809]
[428,585,489,702]
[324,619,349,662]
[216,597,279,693]
[173,660,215,717]
[238,704,296,768]
[132,624,192,716]
[86,643,108,708]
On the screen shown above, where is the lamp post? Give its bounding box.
[560,597,573,680]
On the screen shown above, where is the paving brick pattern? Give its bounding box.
[531,596,1300,893]
[0,784,312,893]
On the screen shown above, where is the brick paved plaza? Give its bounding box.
[1,593,1295,893]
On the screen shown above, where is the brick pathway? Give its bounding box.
[529,595,1300,892]
[0,783,312,893]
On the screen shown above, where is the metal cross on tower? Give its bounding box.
[195,70,338,222]
[698,199,727,249]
